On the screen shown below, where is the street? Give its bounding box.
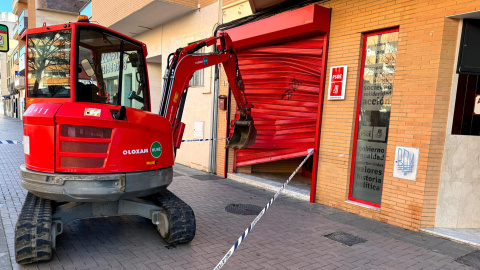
[0,114,478,270]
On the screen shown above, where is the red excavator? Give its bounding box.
[15,16,256,264]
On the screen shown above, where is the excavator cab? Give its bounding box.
[25,23,150,111]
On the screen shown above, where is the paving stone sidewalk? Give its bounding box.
[0,114,479,270]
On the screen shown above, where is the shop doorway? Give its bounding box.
[222,4,331,201]
[232,35,325,195]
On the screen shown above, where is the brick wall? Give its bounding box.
[27,0,35,28]
[216,0,251,176]
[421,18,459,228]
[313,0,479,230]
[215,66,238,176]
[216,66,228,176]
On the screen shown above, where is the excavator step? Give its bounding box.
[148,189,196,245]
[14,192,53,264]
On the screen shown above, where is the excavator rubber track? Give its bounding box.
[148,189,196,245]
[14,192,53,264]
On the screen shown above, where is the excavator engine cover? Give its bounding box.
[227,114,257,149]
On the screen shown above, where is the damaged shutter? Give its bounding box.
[233,35,324,168]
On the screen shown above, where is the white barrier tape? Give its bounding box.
[213,148,314,270]
[181,138,227,142]
[0,140,21,145]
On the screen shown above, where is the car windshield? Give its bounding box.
[76,27,149,110]
[27,30,71,98]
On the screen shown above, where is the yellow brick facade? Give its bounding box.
[216,0,252,176]
[215,66,238,176]
[215,65,228,176]
[216,0,480,230]
[314,0,477,231]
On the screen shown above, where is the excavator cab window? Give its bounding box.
[76,27,149,110]
[27,30,71,98]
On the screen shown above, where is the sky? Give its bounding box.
[0,0,12,13]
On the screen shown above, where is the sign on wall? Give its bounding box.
[393,146,419,181]
[327,65,347,100]
[0,24,9,52]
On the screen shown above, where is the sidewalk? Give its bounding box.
[0,114,478,270]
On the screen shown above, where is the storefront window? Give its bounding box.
[349,28,399,207]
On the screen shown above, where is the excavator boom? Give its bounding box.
[159,33,256,150]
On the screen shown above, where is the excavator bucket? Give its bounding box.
[227,114,257,149]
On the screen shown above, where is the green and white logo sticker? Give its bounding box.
[151,141,162,158]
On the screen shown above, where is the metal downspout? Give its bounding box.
[208,0,223,173]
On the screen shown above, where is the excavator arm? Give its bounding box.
[159,32,256,151]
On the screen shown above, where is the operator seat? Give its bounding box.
[75,82,107,103]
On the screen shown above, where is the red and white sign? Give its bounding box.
[327,65,347,100]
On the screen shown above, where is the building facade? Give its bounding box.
[214,0,480,233]
[3,0,87,119]
[0,12,17,117]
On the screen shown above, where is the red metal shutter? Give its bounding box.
[233,35,324,168]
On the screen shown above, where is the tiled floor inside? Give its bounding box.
[228,172,311,201]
